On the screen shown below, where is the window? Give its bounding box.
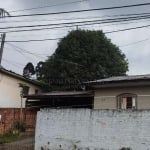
[35,89,38,94]
[117,93,137,109]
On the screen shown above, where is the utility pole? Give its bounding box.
[76,25,79,30]
[0,9,9,65]
[0,33,5,64]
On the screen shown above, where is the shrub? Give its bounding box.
[13,122,26,132]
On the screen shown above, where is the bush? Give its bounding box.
[0,131,19,144]
[13,122,26,132]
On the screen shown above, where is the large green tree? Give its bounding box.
[36,30,128,84]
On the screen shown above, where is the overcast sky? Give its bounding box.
[1,0,150,76]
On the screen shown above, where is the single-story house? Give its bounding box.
[32,75,150,150]
[0,67,42,134]
[88,74,150,110]
[24,74,150,110]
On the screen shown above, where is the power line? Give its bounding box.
[6,38,61,43]
[105,24,150,34]
[6,44,85,70]
[3,2,150,19]
[3,58,24,67]
[119,38,150,47]
[84,18,150,29]
[7,43,86,70]
[1,14,150,34]
[0,25,72,34]
[4,46,32,61]
[2,15,150,30]
[1,25,75,34]
[4,23,150,43]
[5,18,150,38]
[6,43,47,59]
[9,0,87,13]
[1,12,150,24]
[6,31,67,38]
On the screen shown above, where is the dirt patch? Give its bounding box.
[0,135,35,150]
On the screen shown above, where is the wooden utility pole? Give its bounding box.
[0,9,9,65]
[0,33,5,64]
[76,25,79,30]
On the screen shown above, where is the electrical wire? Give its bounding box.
[2,15,150,30]
[105,24,150,34]
[5,18,150,38]
[3,23,150,43]
[6,43,47,59]
[6,38,61,42]
[119,38,150,47]
[5,45,34,60]
[1,14,150,34]
[3,58,24,67]
[7,44,85,68]
[9,0,87,13]
[3,2,150,19]
[1,12,150,24]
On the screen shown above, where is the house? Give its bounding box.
[24,74,150,110]
[88,74,150,110]
[0,67,42,134]
[31,75,150,150]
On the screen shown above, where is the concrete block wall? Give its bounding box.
[35,109,150,150]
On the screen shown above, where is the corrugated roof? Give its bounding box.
[86,74,150,84]
[0,67,42,86]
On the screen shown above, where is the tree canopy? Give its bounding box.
[23,62,35,78]
[36,30,128,85]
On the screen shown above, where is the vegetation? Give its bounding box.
[23,29,128,89]
[35,30,128,88]
[13,121,26,132]
[0,122,27,144]
[23,62,35,78]
[0,131,19,144]
[18,83,29,96]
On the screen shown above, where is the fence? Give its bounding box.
[0,108,36,150]
[0,108,37,135]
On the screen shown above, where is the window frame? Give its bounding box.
[117,93,137,110]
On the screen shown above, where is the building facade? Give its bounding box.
[0,67,42,108]
[0,67,42,134]
[89,75,150,110]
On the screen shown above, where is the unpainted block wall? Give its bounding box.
[35,109,150,150]
[0,108,37,134]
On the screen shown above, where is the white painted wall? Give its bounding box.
[35,109,150,150]
[0,72,41,108]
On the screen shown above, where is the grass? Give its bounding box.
[0,133,20,144]
[0,122,27,144]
